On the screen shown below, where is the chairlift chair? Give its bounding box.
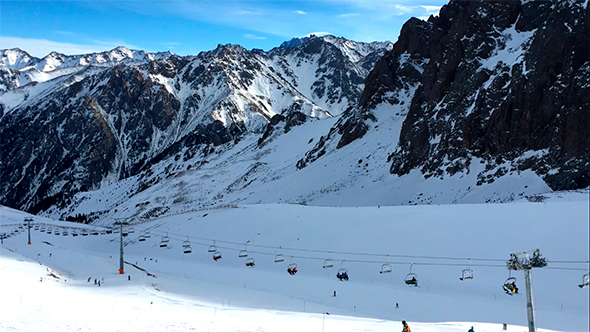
[100,230,106,235]
[213,251,222,261]
[274,254,285,263]
[122,229,129,237]
[128,227,135,233]
[380,263,393,274]
[138,235,146,242]
[208,241,217,253]
[92,230,99,236]
[287,263,298,275]
[72,231,78,237]
[245,258,255,267]
[578,273,589,289]
[182,237,191,248]
[54,230,60,235]
[183,245,192,254]
[81,230,88,236]
[503,276,518,295]
[460,267,474,281]
[40,228,46,232]
[404,264,418,286]
[238,245,249,258]
[337,268,349,281]
[323,259,335,269]
[159,234,169,248]
[143,230,150,238]
[62,230,69,236]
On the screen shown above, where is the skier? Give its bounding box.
[396,303,399,308]
[128,275,131,281]
[468,326,474,332]
[88,277,91,282]
[94,278,97,285]
[98,280,101,287]
[402,320,411,332]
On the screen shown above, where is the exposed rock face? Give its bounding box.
[301,0,589,190]
[0,37,391,212]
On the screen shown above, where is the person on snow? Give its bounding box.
[402,320,411,332]
[468,326,474,332]
[94,278,97,285]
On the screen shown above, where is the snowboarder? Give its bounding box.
[402,320,411,332]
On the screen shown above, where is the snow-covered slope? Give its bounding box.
[1,190,588,331]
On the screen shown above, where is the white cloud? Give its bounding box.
[294,10,306,15]
[420,5,442,17]
[0,36,138,57]
[244,34,267,40]
[338,13,360,18]
[305,31,331,37]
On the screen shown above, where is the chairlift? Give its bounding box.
[81,230,88,236]
[246,258,255,267]
[62,230,69,236]
[106,229,113,234]
[159,239,168,248]
[274,254,285,263]
[213,251,222,261]
[47,229,52,234]
[460,267,474,281]
[40,228,46,232]
[143,230,150,238]
[122,229,129,237]
[238,245,248,258]
[72,231,78,237]
[337,268,349,281]
[380,263,393,274]
[34,225,40,231]
[336,261,349,281]
[183,245,192,254]
[128,227,135,234]
[100,230,106,235]
[208,241,217,253]
[92,231,99,236]
[578,273,589,289]
[503,276,518,295]
[138,235,146,242]
[54,230,60,235]
[404,263,418,286]
[323,259,335,269]
[182,237,191,248]
[287,263,298,275]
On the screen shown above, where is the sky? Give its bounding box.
[0,0,446,58]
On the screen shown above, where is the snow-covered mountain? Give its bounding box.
[0,35,391,214]
[299,0,589,192]
[0,0,587,221]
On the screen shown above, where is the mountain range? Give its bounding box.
[0,0,587,222]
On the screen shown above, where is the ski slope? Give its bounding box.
[1,190,588,332]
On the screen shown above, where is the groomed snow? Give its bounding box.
[1,191,588,332]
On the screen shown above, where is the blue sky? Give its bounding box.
[0,0,446,57]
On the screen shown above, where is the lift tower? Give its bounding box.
[506,249,547,332]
